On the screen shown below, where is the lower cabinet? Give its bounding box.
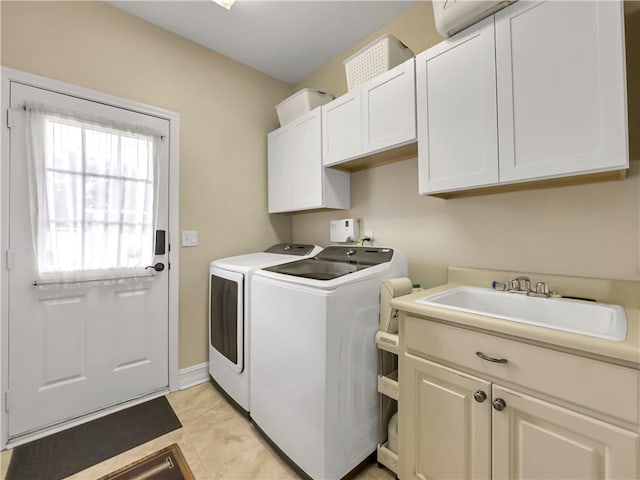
[492,385,639,480]
[399,319,640,480]
[400,355,491,480]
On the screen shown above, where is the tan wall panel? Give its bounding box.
[293,2,440,96]
[292,2,640,286]
[1,1,293,369]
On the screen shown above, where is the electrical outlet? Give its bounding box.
[181,230,198,247]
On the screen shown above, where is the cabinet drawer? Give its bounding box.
[403,316,639,425]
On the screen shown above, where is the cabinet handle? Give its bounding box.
[476,351,508,364]
[473,390,487,403]
[493,398,507,411]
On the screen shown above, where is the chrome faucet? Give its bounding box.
[503,276,553,297]
[509,276,531,294]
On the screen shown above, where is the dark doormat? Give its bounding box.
[98,444,194,480]
[6,396,182,480]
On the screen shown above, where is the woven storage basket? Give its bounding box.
[276,88,334,126]
[343,34,414,91]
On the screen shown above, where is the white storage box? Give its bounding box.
[343,34,414,91]
[276,88,334,126]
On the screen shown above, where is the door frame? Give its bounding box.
[0,67,181,449]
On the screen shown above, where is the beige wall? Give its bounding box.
[292,3,640,287]
[1,1,294,369]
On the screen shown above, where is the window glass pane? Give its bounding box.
[122,179,153,225]
[45,120,82,171]
[121,135,151,180]
[119,224,153,267]
[42,222,82,273]
[106,179,124,223]
[46,172,82,223]
[85,175,108,223]
[85,128,119,176]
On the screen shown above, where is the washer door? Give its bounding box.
[209,267,244,373]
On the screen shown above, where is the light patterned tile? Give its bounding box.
[249,428,302,479]
[358,462,396,480]
[212,443,296,480]
[173,440,212,480]
[0,449,12,480]
[186,416,261,475]
[167,382,239,430]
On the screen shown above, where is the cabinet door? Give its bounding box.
[496,1,628,182]
[416,16,499,195]
[290,109,323,210]
[362,58,416,155]
[267,126,292,213]
[492,385,640,480]
[400,354,491,480]
[322,90,362,166]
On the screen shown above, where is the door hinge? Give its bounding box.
[4,391,9,412]
[5,249,11,270]
[6,108,12,129]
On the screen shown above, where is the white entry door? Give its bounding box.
[7,82,170,439]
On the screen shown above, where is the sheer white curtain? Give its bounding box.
[23,102,161,283]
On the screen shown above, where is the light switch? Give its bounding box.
[181,230,198,247]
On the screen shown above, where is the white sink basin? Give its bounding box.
[415,286,627,341]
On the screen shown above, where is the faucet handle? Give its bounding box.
[535,282,549,295]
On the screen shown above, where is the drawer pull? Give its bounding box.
[493,398,507,411]
[476,351,508,364]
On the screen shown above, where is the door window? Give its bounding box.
[24,103,162,282]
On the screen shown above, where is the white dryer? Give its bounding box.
[208,243,321,413]
[250,246,408,479]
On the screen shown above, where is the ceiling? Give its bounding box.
[107,0,419,85]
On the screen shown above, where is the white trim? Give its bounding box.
[5,389,169,450]
[178,363,210,390]
[0,67,181,449]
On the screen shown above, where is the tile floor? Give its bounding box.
[0,381,395,480]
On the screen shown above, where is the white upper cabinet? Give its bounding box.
[362,59,416,154]
[416,16,499,195]
[267,126,292,213]
[268,108,350,213]
[495,0,628,182]
[323,58,416,167]
[322,90,362,166]
[417,0,628,195]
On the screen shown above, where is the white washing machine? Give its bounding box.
[208,243,322,413]
[249,246,408,479]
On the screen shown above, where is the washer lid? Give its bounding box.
[264,243,319,256]
[263,246,394,280]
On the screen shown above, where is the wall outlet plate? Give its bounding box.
[181,230,198,247]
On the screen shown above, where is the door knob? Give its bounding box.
[473,390,487,403]
[493,398,507,411]
[145,262,165,272]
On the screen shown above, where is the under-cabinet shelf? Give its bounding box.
[377,441,399,475]
[375,331,399,355]
[378,369,399,400]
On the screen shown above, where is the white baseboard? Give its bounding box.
[178,362,209,390]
